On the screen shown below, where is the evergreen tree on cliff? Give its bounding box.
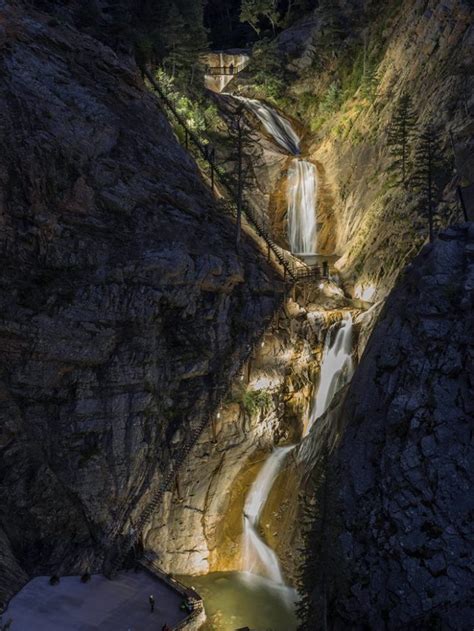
[105,0,208,80]
[387,93,416,186]
[412,124,444,243]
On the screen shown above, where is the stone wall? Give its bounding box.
[0,0,282,605]
[299,223,474,629]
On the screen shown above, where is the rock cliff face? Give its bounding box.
[0,0,282,605]
[241,0,474,300]
[146,283,355,583]
[299,223,474,629]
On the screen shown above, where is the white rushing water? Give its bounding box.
[287,159,318,255]
[307,312,354,434]
[228,95,318,255]
[233,96,301,155]
[243,446,294,583]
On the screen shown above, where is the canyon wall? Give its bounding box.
[239,0,473,300]
[298,223,474,629]
[0,0,282,606]
[147,284,355,583]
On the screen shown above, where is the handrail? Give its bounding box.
[105,289,288,577]
[205,66,241,76]
[144,69,297,282]
[104,71,322,576]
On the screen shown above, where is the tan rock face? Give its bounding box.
[145,289,357,584]
[280,0,474,300]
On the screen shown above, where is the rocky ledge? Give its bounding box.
[301,223,474,630]
[0,0,282,607]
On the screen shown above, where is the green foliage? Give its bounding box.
[155,69,219,138]
[387,93,417,185]
[361,60,379,101]
[229,386,273,416]
[240,0,280,35]
[250,38,288,101]
[319,81,342,114]
[241,389,273,415]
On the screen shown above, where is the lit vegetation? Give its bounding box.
[228,386,273,416]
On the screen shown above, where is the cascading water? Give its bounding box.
[287,159,318,255]
[242,446,294,583]
[232,96,318,255]
[232,96,301,155]
[307,312,354,434]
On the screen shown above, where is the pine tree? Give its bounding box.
[160,1,208,85]
[412,124,444,243]
[319,81,341,114]
[317,0,345,50]
[162,4,188,78]
[387,93,416,185]
[361,59,379,101]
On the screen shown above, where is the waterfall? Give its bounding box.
[287,159,318,255]
[242,446,294,583]
[307,313,354,434]
[233,96,300,155]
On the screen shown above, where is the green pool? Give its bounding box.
[179,571,299,631]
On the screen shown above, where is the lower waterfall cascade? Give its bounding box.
[242,445,295,583]
[307,312,354,434]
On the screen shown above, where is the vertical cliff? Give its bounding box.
[299,223,474,629]
[0,0,283,606]
[237,0,473,300]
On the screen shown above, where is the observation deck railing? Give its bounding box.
[144,68,297,282]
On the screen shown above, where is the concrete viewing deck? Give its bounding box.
[4,570,190,630]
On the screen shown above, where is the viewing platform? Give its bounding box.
[3,562,205,631]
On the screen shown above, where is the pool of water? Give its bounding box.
[179,571,299,631]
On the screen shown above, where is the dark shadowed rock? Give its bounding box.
[0,0,283,605]
[302,223,474,630]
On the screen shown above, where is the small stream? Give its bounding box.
[187,59,356,630]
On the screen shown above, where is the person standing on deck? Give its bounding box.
[149,594,155,612]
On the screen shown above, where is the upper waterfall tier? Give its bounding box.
[233,96,301,155]
[287,159,318,255]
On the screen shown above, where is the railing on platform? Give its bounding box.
[143,68,297,282]
[205,66,241,76]
[105,288,289,577]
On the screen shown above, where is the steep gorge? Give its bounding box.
[0,0,472,629]
[0,0,282,607]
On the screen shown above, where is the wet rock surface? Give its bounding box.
[0,0,282,605]
[302,224,474,629]
[148,279,356,584]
